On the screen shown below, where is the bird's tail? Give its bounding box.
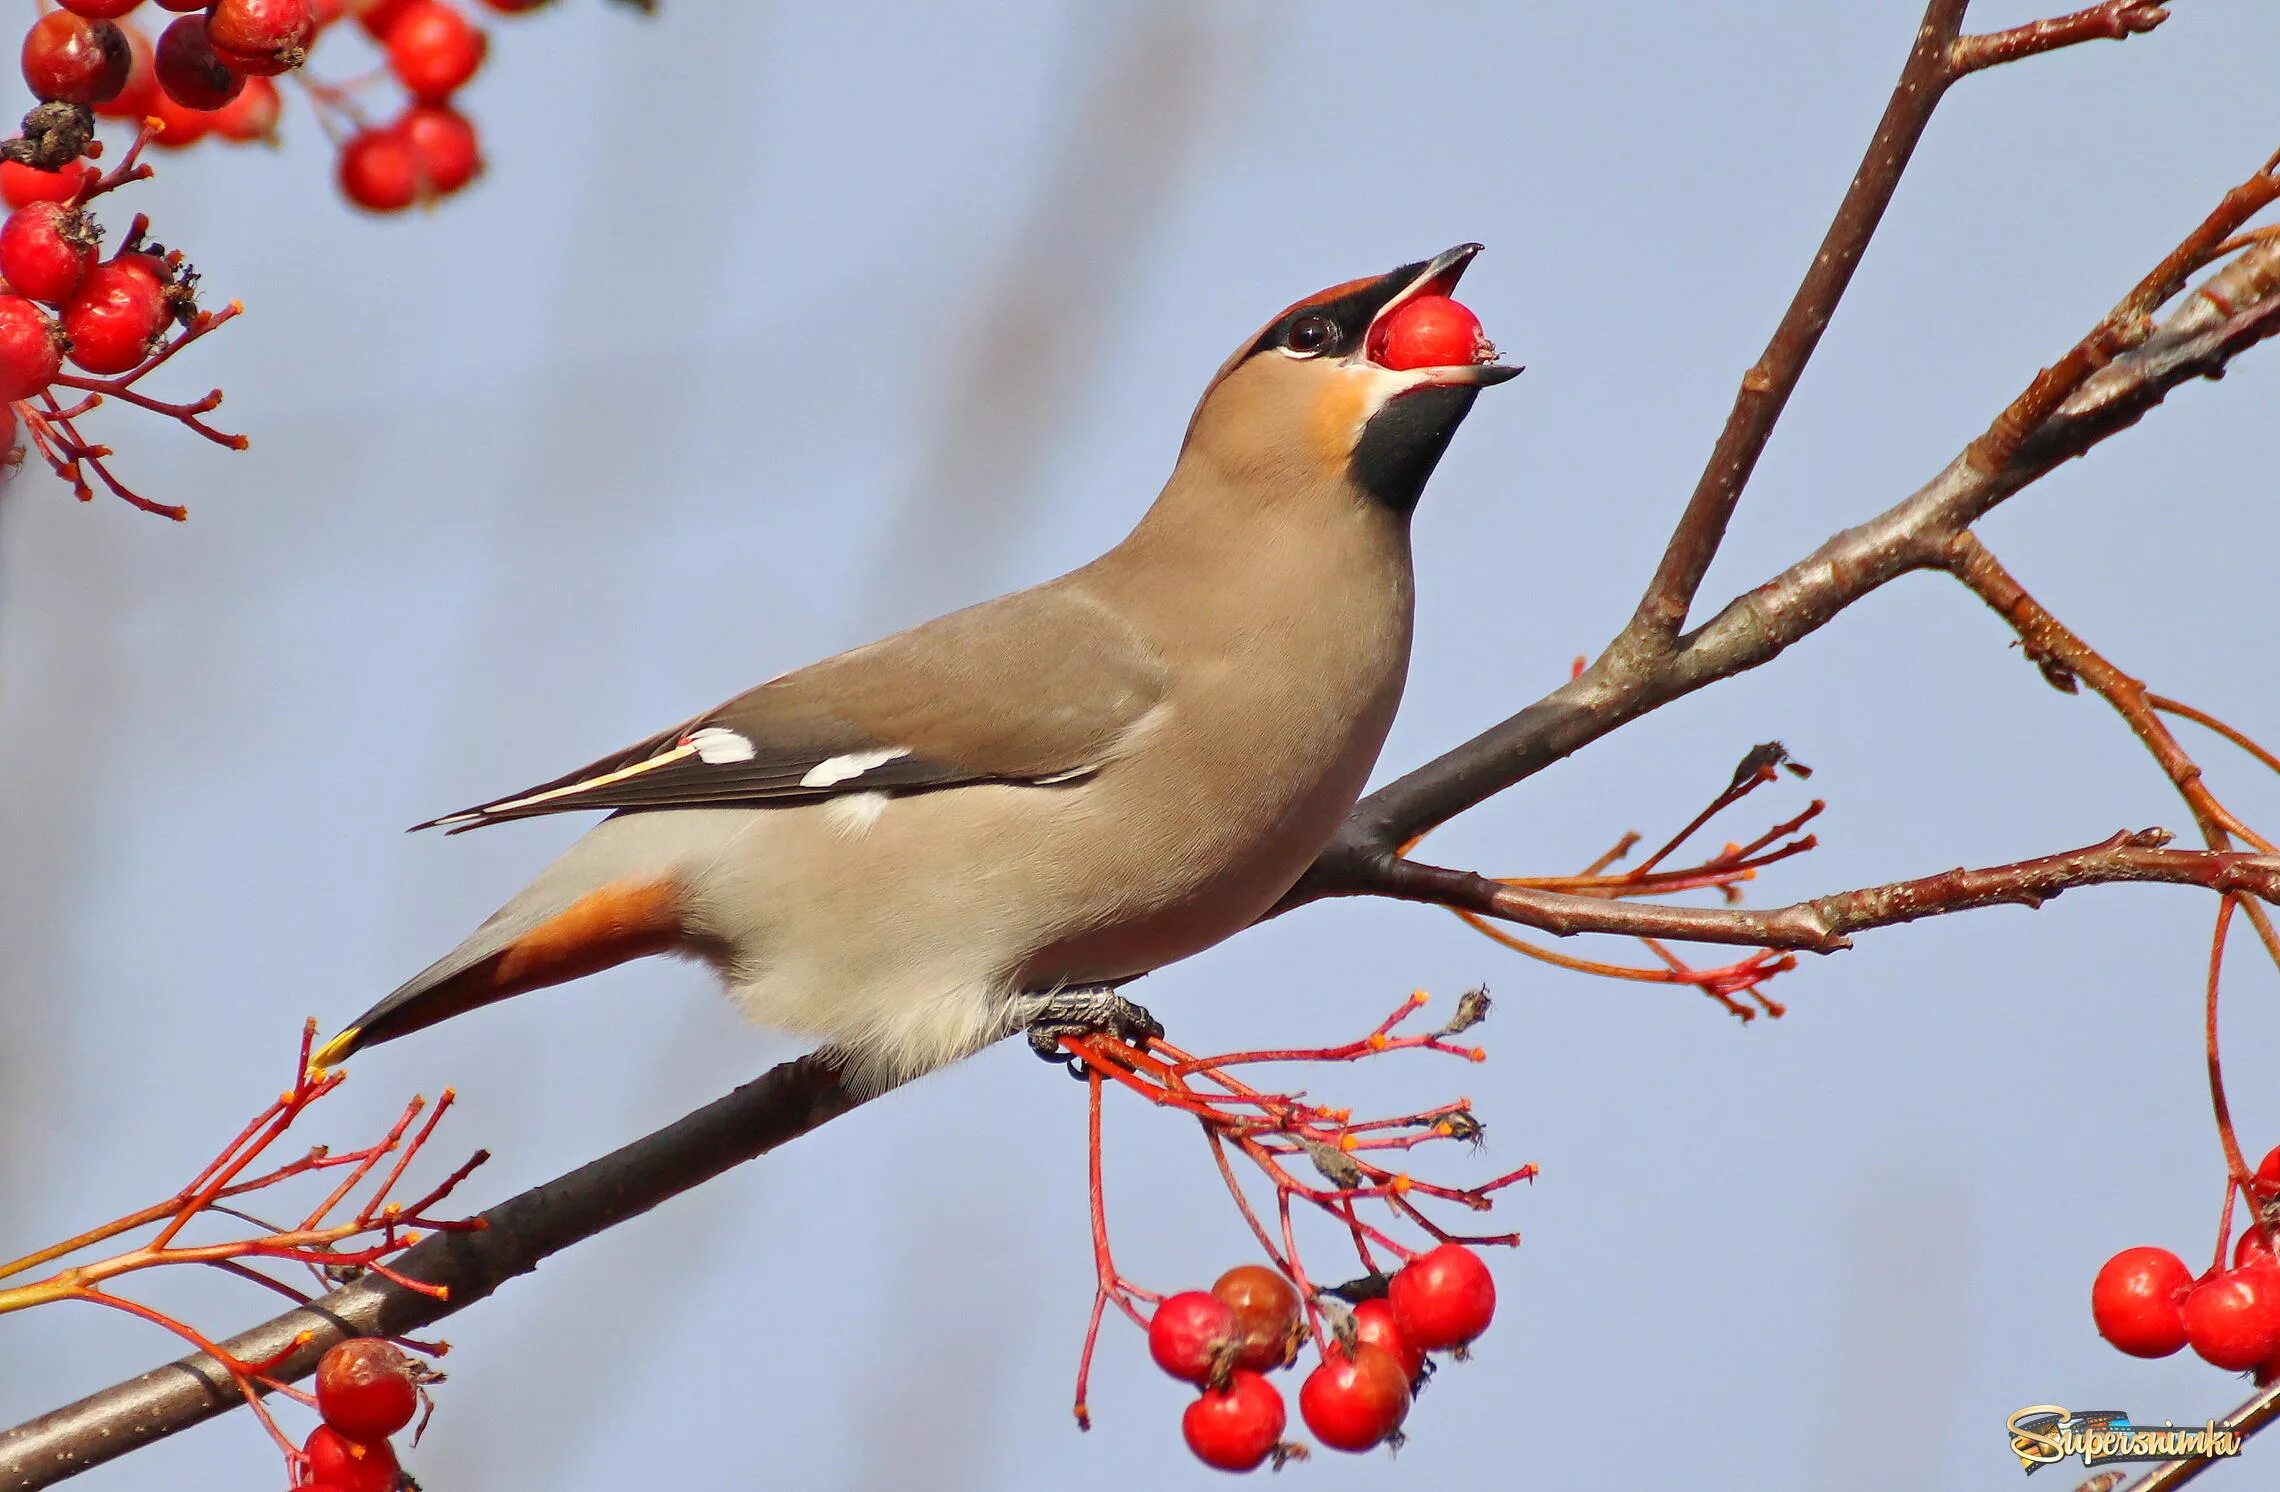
[312,876,689,1068]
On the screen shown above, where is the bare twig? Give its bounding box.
[1623,0,1967,647]
[2114,1381,2280,1490]
[1950,2,2168,75]
[1336,833,2280,953]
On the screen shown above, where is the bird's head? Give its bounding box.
[1182,243,1519,516]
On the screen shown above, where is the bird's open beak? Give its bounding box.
[1361,243,1522,387]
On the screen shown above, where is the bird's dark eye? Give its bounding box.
[1284,314,1338,357]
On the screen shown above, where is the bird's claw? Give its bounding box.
[1021,987,1164,1076]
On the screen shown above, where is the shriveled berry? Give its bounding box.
[2092,1246,2193,1358]
[1371,294,1491,371]
[1182,1371,1286,1474]
[0,296,64,400]
[0,203,99,305]
[211,74,281,141]
[337,127,418,212]
[383,0,485,101]
[22,12,132,105]
[1211,1264,1302,1373]
[397,103,480,193]
[1298,1343,1411,1453]
[1388,1244,1496,1350]
[62,257,170,374]
[93,18,158,120]
[154,14,243,110]
[1349,1298,1425,1385]
[302,1425,399,1492]
[206,0,315,76]
[1148,1291,1239,1386]
[316,1339,420,1441]
[2183,1265,2280,1371]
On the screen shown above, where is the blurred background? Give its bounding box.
[3,3,2278,1488]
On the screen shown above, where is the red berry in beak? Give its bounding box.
[1372,294,1491,371]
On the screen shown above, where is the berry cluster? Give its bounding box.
[297,1338,427,1492]
[2093,1144,2280,1376]
[0,127,241,517]
[1153,1248,1498,1472]
[7,0,560,221]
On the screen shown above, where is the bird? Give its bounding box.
[314,244,1519,1094]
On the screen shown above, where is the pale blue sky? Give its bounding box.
[4,4,2279,1489]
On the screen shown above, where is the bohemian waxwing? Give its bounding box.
[316,244,1519,1093]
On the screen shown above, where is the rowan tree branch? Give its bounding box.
[0,1054,860,1492]
[2116,1379,2280,1490]
[1319,834,2280,953]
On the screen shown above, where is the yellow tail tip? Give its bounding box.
[310,1027,361,1069]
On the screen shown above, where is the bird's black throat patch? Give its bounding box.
[1352,385,1478,515]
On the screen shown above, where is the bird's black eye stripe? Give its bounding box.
[1243,258,1429,363]
[1284,314,1337,356]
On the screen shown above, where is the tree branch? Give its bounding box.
[2116,1379,2280,1490]
[1622,0,1967,648]
[1314,832,2280,953]
[0,1054,860,1492]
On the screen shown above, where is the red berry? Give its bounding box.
[316,1339,420,1441]
[302,1425,399,1492]
[153,0,210,10]
[93,18,158,120]
[2183,1265,2280,1371]
[1349,1298,1425,1384]
[211,74,281,141]
[206,0,315,76]
[478,0,551,11]
[1297,1344,1411,1453]
[1211,1264,1302,1373]
[58,0,146,19]
[0,203,99,305]
[2257,1147,2280,1188]
[145,81,224,148]
[397,103,480,193]
[1387,1244,1496,1351]
[337,127,418,212]
[0,296,64,400]
[1371,294,1491,372]
[0,160,97,210]
[1148,1291,1239,1386]
[354,0,416,37]
[154,14,242,110]
[22,12,132,105]
[2091,1246,2192,1358]
[61,257,170,374]
[1181,1371,1286,1474]
[2239,1229,2279,1271]
[383,0,485,101]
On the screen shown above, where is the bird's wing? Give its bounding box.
[415,584,1168,832]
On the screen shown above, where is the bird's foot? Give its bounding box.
[1018,985,1164,1073]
